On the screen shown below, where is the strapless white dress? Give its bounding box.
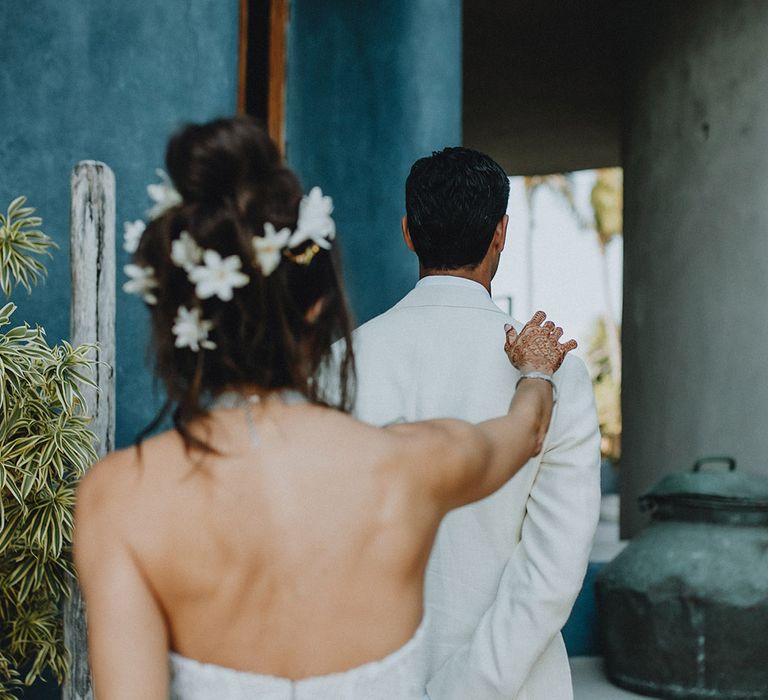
[169,617,428,699]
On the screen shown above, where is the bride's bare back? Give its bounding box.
[95,401,434,676]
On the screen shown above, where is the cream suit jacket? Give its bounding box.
[350,279,601,700]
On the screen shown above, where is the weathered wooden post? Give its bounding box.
[64,161,116,700]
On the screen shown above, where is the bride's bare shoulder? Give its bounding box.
[320,407,471,472]
[322,407,399,444]
[75,430,184,520]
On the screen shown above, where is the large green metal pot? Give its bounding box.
[595,457,768,699]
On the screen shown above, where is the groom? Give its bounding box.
[350,148,601,699]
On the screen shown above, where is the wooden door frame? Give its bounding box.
[238,0,288,152]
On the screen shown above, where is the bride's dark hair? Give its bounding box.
[134,115,355,450]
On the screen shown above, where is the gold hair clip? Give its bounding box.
[284,243,321,266]
[257,187,334,274]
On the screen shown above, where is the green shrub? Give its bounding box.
[0,198,97,697]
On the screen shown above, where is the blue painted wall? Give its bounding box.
[285,0,462,324]
[563,561,603,657]
[0,1,239,447]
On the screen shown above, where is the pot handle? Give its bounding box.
[638,494,657,512]
[692,456,736,472]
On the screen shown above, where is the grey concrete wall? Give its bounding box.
[621,0,768,535]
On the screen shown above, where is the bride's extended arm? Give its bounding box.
[388,311,576,511]
[73,455,169,700]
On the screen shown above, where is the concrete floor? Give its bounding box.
[571,658,660,700]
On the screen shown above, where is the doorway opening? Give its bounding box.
[238,0,287,149]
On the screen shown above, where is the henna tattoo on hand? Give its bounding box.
[504,311,577,374]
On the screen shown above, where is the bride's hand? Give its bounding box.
[504,311,577,375]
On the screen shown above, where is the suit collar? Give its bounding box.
[393,280,509,316]
[415,274,489,294]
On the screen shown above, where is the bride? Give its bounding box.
[73,115,576,699]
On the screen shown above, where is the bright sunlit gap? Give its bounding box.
[494,169,623,465]
[494,171,622,350]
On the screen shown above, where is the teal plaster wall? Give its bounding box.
[285,0,463,325]
[0,1,239,448]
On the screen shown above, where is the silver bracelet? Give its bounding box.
[516,372,557,404]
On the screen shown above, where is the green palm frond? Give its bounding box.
[0,199,98,695]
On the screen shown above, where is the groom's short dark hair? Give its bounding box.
[405,147,509,270]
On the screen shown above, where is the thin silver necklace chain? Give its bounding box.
[212,389,307,448]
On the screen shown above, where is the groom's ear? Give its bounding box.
[492,215,509,253]
[401,216,416,253]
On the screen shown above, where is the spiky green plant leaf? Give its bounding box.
[0,198,57,297]
[0,199,98,695]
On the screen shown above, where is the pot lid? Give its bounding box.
[641,457,768,510]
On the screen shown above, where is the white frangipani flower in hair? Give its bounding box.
[171,231,203,272]
[147,169,182,220]
[123,220,146,254]
[188,250,249,301]
[254,222,291,276]
[172,306,216,351]
[123,264,159,305]
[288,187,336,250]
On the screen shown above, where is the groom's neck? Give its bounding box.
[419,265,492,294]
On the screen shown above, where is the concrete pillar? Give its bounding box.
[622,0,768,535]
[285,0,462,324]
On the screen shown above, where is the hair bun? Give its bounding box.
[165,116,281,205]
